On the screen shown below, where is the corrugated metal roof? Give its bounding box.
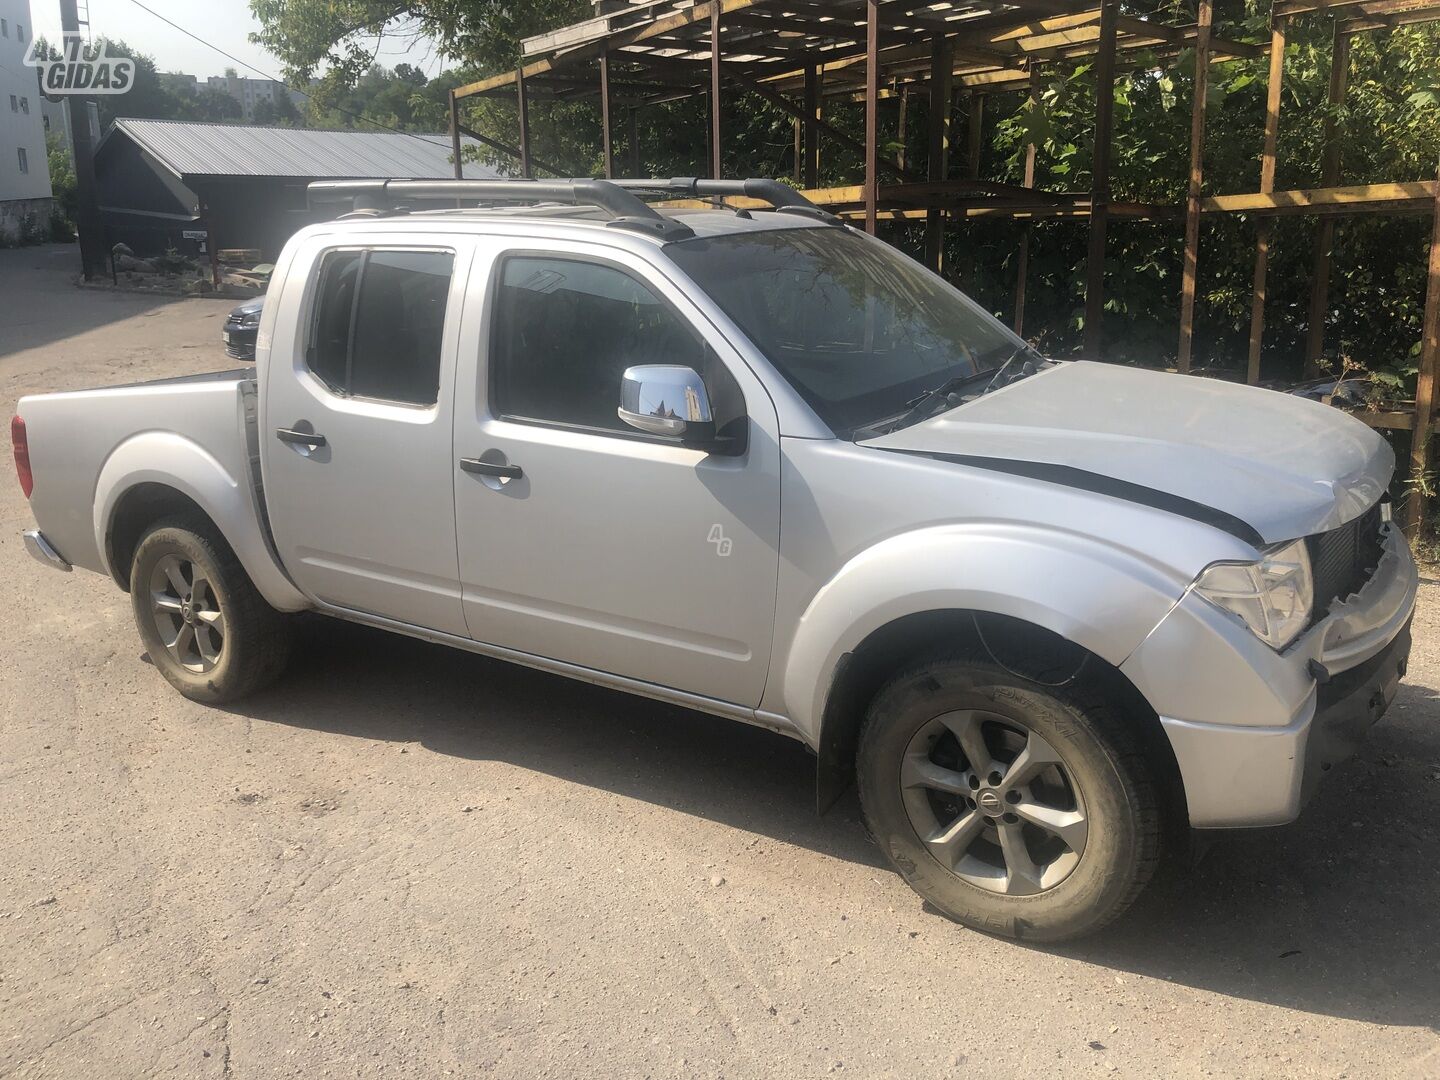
[108,118,504,181]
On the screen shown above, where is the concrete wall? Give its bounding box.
[0,194,54,243]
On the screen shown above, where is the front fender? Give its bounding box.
[94,432,309,612]
[778,524,1188,745]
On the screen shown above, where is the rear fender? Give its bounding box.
[94,432,308,612]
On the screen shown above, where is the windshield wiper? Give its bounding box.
[854,345,1042,439]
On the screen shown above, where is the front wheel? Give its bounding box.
[129,514,292,704]
[857,652,1162,942]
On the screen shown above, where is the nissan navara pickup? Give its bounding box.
[12,178,1417,941]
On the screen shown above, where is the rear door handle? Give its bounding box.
[459,457,522,479]
[276,427,327,449]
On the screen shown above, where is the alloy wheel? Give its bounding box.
[149,553,226,674]
[899,709,1089,896]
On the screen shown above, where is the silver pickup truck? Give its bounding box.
[12,178,1417,942]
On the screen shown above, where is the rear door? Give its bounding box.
[261,234,472,636]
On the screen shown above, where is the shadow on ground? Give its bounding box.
[228,618,1440,1032]
[0,244,182,361]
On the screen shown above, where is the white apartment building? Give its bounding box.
[0,0,51,241]
[205,74,290,119]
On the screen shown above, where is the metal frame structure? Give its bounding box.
[448,0,1440,534]
[448,0,1257,363]
[1177,0,1440,532]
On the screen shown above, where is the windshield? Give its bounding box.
[666,226,1024,436]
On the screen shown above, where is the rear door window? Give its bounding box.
[307,248,454,406]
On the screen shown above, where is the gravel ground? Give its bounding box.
[1,244,1438,1079]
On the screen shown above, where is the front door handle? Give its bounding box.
[459,457,523,480]
[276,426,327,449]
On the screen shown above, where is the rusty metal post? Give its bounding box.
[1405,172,1440,537]
[1177,0,1214,374]
[600,53,615,178]
[924,34,952,274]
[448,90,463,179]
[1015,64,1040,335]
[710,4,723,179]
[1305,21,1350,377]
[804,63,821,190]
[865,0,881,235]
[897,85,909,172]
[1246,13,1286,384]
[517,66,533,178]
[628,106,640,177]
[1082,0,1119,361]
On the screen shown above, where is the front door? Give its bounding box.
[261,237,471,637]
[452,243,782,706]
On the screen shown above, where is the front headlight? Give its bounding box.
[240,312,261,327]
[1193,538,1313,650]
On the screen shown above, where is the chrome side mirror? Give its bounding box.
[618,365,715,443]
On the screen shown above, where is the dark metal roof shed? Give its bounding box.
[101,118,503,181]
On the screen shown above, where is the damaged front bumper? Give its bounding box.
[1121,522,1417,828]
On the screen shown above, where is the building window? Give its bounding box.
[1,19,8,37]
[19,97,28,115]
[18,147,28,174]
[8,95,15,113]
[16,24,24,43]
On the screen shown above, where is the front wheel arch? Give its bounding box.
[815,611,1187,831]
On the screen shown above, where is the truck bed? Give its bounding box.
[17,369,262,580]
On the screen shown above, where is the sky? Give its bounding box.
[26,0,444,84]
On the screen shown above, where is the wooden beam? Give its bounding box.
[1306,23,1349,377]
[517,67,533,178]
[1177,0,1213,374]
[1246,14,1286,385]
[1406,171,1440,537]
[454,0,761,99]
[1082,0,1119,361]
[711,5,723,178]
[1015,64,1040,335]
[804,63,821,189]
[600,53,615,178]
[924,34,952,273]
[1201,181,1440,214]
[866,0,880,234]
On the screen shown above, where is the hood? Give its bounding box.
[858,361,1393,546]
[229,297,264,319]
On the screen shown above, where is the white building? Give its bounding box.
[0,0,51,241]
[205,74,291,119]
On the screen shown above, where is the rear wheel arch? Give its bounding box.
[815,610,1187,831]
[107,483,214,591]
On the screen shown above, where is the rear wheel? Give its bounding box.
[130,515,291,703]
[857,651,1162,942]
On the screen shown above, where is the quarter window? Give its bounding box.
[307,248,453,406]
[491,256,716,433]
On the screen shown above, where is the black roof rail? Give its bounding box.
[607,177,845,225]
[305,178,697,241]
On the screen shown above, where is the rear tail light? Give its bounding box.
[11,415,32,498]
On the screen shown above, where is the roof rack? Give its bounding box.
[607,177,844,226]
[305,177,838,240]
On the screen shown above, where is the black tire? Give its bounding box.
[857,650,1162,943]
[129,513,292,704]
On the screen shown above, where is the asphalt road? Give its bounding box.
[2,244,1438,1079]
